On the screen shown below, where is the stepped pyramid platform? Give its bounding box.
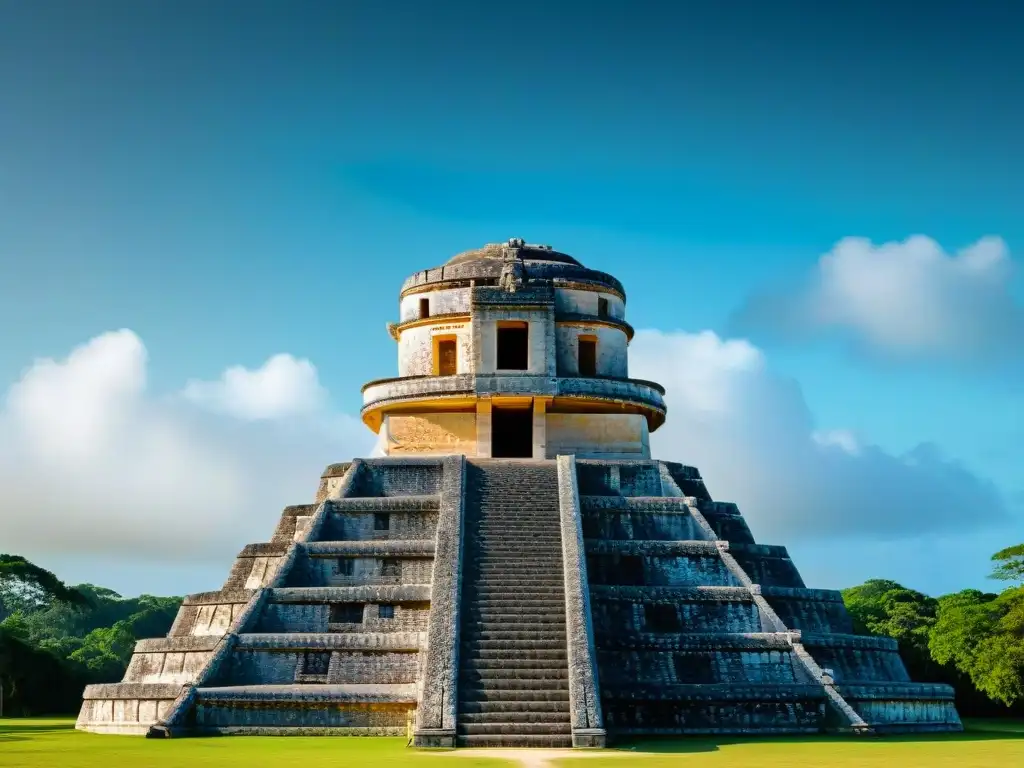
[77,239,960,744]
[76,457,961,742]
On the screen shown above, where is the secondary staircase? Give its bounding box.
[456,460,573,748]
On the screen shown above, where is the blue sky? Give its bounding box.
[0,1,1021,597]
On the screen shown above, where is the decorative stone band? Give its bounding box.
[387,311,635,341]
[399,260,626,301]
[270,585,431,604]
[556,455,607,748]
[595,632,795,651]
[305,540,436,556]
[133,637,221,654]
[413,455,466,748]
[554,313,635,341]
[585,540,721,556]
[234,632,422,651]
[360,374,667,428]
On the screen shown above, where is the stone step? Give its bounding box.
[472,581,566,589]
[469,598,566,609]
[470,563,563,572]
[464,617,566,628]
[461,668,569,682]
[471,559,562,566]
[464,657,568,671]
[460,678,571,692]
[459,711,571,725]
[462,634,568,645]
[466,593,565,601]
[471,545,559,550]
[463,621,566,632]
[458,699,571,714]
[464,638,568,651]
[463,648,568,661]
[458,722,570,736]
[466,606,566,615]
[459,688,570,703]
[466,600,566,610]
[455,734,573,748]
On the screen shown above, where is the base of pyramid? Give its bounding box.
[77,456,962,743]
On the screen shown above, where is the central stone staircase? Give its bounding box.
[456,460,573,748]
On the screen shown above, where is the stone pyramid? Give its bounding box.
[77,241,961,746]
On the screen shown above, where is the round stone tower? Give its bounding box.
[361,238,666,458]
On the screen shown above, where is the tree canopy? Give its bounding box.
[990,544,1024,582]
[0,556,180,716]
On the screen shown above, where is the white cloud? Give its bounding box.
[181,353,326,420]
[631,329,1010,542]
[732,235,1024,361]
[1,326,1013,596]
[0,331,373,566]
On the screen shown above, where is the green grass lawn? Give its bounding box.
[1,718,1022,768]
[0,719,510,768]
[556,720,1024,768]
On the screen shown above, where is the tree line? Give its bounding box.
[841,543,1024,716]
[0,546,1022,717]
[0,554,180,716]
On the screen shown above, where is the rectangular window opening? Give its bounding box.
[646,603,681,632]
[419,297,430,319]
[598,297,609,319]
[618,554,645,585]
[673,653,715,684]
[496,323,529,371]
[329,603,364,624]
[379,604,396,619]
[436,338,457,376]
[381,558,402,580]
[373,513,390,531]
[335,558,354,576]
[578,337,597,377]
[302,651,331,676]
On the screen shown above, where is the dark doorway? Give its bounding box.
[497,324,529,370]
[492,407,533,458]
[578,337,597,377]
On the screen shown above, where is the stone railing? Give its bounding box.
[556,455,607,748]
[412,456,466,748]
[361,374,666,417]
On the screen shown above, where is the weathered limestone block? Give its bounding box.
[385,414,477,455]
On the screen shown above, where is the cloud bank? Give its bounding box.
[631,329,1009,541]
[731,236,1024,362]
[0,330,372,564]
[0,327,1011,595]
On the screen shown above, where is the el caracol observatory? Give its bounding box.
[77,239,962,747]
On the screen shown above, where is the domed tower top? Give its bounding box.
[363,239,665,458]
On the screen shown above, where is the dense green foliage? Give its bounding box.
[842,544,1024,716]
[991,544,1024,582]
[0,559,180,716]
